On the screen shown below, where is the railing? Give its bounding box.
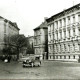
[67,25,71,30]
[71,23,76,29]
[63,27,66,31]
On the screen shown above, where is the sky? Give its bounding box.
[0,0,80,37]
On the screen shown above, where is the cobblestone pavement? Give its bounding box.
[0,60,80,79]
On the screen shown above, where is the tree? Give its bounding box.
[9,34,28,59]
[2,46,12,55]
[3,34,34,60]
[26,37,34,55]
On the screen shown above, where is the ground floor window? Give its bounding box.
[50,56,51,59]
[60,56,62,59]
[56,56,58,59]
[79,55,80,59]
[73,55,75,59]
[69,56,70,59]
[78,44,80,51]
[64,56,66,59]
[53,55,55,59]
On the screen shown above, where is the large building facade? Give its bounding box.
[0,16,19,55]
[34,21,48,60]
[46,3,80,61]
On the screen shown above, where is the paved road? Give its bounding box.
[0,60,80,79]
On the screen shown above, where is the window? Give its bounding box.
[63,18,66,26]
[79,55,80,59]
[79,29,80,36]
[73,29,75,37]
[78,15,80,22]
[78,44,80,51]
[56,21,58,29]
[73,55,75,59]
[50,56,51,59]
[68,30,70,38]
[64,31,66,39]
[56,32,58,40]
[53,23,54,30]
[64,56,66,59]
[64,44,66,51]
[69,56,70,59]
[60,56,62,59]
[56,45,58,53]
[60,32,62,39]
[68,16,70,25]
[56,56,58,59]
[50,34,51,39]
[60,45,62,52]
[73,15,75,23]
[4,34,7,42]
[60,19,62,27]
[50,25,51,32]
[53,56,55,59]
[50,46,51,50]
[73,44,75,52]
[68,45,70,51]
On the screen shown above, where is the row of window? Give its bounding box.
[49,55,76,59]
[49,14,80,31]
[49,43,80,53]
[49,28,80,41]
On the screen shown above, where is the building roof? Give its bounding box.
[0,16,20,30]
[34,21,47,30]
[46,3,80,23]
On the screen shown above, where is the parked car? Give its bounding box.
[22,55,41,67]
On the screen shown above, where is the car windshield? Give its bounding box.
[35,57,40,60]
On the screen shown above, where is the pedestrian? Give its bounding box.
[8,55,11,63]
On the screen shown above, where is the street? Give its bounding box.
[0,60,80,79]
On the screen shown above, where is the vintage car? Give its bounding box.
[22,55,41,67]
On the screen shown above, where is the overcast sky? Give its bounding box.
[0,0,80,37]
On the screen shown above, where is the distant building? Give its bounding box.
[25,36,34,56]
[46,3,80,61]
[0,16,20,55]
[27,35,34,48]
[34,20,48,60]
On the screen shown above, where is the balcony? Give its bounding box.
[67,26,71,31]
[59,27,62,32]
[76,22,80,26]
[72,23,76,29]
[63,38,66,41]
[63,27,66,32]
[67,37,70,40]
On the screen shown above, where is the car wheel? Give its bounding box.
[23,65,25,67]
[31,63,34,67]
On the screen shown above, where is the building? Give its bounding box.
[27,35,34,48]
[0,16,20,55]
[46,3,80,61]
[34,21,48,60]
[25,36,34,56]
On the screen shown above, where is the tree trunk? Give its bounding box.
[17,48,19,60]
